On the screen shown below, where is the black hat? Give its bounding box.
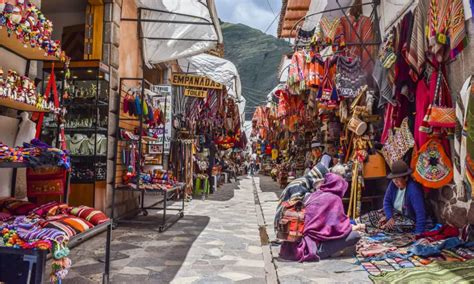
[387,160,413,179]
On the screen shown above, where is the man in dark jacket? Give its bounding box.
[380,160,427,234]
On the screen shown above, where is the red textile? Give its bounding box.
[69,206,109,226]
[416,225,459,241]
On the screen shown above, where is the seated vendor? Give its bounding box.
[311,140,332,169]
[380,160,427,234]
[279,173,361,261]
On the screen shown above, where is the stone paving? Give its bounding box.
[55,174,371,283]
[255,175,371,284]
[61,177,266,283]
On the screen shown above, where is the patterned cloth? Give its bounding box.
[0,198,37,215]
[427,0,468,63]
[357,209,415,234]
[406,0,430,81]
[370,259,474,283]
[69,206,109,225]
[338,15,376,73]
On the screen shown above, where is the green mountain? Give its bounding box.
[221,22,291,120]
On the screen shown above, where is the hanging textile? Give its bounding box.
[406,0,430,81]
[426,0,468,63]
[338,15,376,73]
[465,78,474,196]
[454,76,471,197]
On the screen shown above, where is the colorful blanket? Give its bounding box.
[370,259,474,284]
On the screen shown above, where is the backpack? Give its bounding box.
[276,200,305,242]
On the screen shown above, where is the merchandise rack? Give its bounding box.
[42,61,110,189]
[110,78,184,232]
[0,40,112,282]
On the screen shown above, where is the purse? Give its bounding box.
[316,60,339,102]
[427,71,456,128]
[381,118,415,168]
[411,138,453,189]
[363,151,387,179]
[26,167,66,197]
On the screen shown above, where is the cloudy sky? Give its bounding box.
[215,0,282,37]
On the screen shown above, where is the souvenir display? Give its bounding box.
[0,69,57,112]
[0,1,66,59]
[252,0,469,224]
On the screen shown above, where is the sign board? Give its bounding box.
[171,73,223,89]
[147,85,173,154]
[184,88,207,98]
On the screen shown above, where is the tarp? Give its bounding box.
[177,53,246,122]
[136,0,223,67]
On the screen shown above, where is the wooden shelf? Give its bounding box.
[0,97,50,112]
[0,29,59,61]
[0,162,29,168]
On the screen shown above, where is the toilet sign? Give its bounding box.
[184,88,207,98]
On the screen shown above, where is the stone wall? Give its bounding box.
[102,0,140,217]
[429,20,474,227]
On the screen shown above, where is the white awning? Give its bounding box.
[177,53,246,121]
[136,0,223,67]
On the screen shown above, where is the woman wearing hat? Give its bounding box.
[310,140,332,169]
[379,160,427,234]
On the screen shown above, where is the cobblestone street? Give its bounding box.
[62,175,369,283]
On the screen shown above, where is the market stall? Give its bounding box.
[268,0,474,278]
[0,2,111,282]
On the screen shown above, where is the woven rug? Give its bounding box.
[370,259,474,284]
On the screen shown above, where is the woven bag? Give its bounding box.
[381,118,415,168]
[411,138,453,188]
[427,71,456,128]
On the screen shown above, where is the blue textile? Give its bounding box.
[409,237,463,257]
[383,179,426,234]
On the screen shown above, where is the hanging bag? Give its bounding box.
[316,60,339,102]
[411,138,453,188]
[381,118,415,168]
[427,72,456,128]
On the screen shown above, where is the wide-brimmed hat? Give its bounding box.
[387,160,413,179]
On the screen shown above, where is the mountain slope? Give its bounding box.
[222,22,291,120]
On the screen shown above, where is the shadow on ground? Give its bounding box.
[58,214,210,283]
[258,174,283,198]
[205,180,239,202]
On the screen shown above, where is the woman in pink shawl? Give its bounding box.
[279,173,360,261]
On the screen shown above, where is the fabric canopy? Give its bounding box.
[177,53,246,122]
[136,0,223,67]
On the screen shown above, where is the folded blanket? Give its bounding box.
[69,206,108,225]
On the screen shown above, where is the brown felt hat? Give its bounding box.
[387,160,413,179]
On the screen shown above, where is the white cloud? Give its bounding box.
[215,0,281,36]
